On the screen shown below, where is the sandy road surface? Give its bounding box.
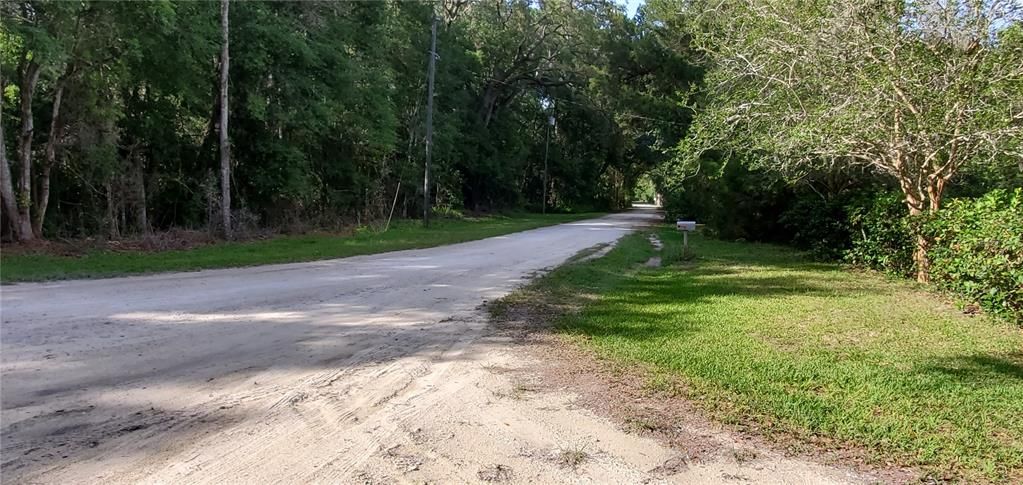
[2,209,871,484]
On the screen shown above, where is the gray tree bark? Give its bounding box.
[14,59,41,241]
[0,74,22,236]
[135,153,148,234]
[33,80,66,238]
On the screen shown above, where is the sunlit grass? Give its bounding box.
[0,213,599,283]
[533,227,1023,482]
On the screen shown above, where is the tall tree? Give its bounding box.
[678,0,1023,282]
[0,0,679,240]
[0,74,22,237]
[12,51,41,241]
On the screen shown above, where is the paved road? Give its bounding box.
[1,208,868,484]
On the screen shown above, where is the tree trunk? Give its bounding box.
[912,232,930,284]
[135,153,149,234]
[0,130,18,234]
[909,175,949,283]
[479,81,500,127]
[105,180,119,240]
[33,81,67,238]
[0,74,23,237]
[896,161,940,284]
[14,60,41,241]
[219,0,232,239]
[926,176,945,212]
[905,198,932,284]
[33,163,51,238]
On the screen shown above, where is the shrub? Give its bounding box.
[779,194,852,260]
[662,159,794,242]
[924,188,1023,323]
[843,192,915,277]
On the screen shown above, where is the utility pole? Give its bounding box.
[423,14,438,227]
[219,0,232,239]
[542,112,554,214]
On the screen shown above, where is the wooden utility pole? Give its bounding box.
[540,111,556,213]
[542,114,553,214]
[219,0,232,239]
[423,14,437,227]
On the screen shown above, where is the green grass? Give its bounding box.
[0,213,599,283]
[519,227,1023,482]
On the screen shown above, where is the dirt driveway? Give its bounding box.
[2,209,875,483]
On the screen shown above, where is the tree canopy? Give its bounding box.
[671,0,1023,281]
[0,0,698,240]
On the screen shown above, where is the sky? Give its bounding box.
[622,0,646,18]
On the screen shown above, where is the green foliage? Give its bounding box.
[676,0,1023,209]
[4,0,691,239]
[797,188,1023,323]
[661,156,793,242]
[675,174,1023,324]
[631,174,656,203]
[924,189,1023,322]
[844,192,916,278]
[778,194,850,260]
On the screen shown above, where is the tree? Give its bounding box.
[2,1,170,240]
[0,74,21,238]
[0,1,83,241]
[7,35,42,241]
[678,0,1023,282]
[0,0,677,240]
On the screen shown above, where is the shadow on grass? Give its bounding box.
[621,263,867,302]
[551,250,884,351]
[557,230,1022,389]
[919,352,1023,387]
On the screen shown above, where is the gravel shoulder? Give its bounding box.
[2,208,880,483]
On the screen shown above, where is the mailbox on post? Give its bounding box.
[676,220,696,232]
[676,219,697,255]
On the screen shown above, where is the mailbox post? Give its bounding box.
[676,219,697,255]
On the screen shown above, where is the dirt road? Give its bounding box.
[2,209,872,484]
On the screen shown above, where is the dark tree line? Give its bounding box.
[0,0,699,241]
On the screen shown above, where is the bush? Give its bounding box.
[844,192,915,277]
[779,194,852,260]
[663,161,1021,324]
[662,159,794,243]
[924,188,1023,323]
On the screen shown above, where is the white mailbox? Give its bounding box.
[676,220,696,231]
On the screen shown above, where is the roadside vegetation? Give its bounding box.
[499,228,1023,482]
[652,1,1021,325]
[0,212,596,282]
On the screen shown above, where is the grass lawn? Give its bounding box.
[518,226,1023,482]
[0,212,600,283]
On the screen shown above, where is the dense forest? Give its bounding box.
[0,0,695,240]
[2,0,1021,318]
